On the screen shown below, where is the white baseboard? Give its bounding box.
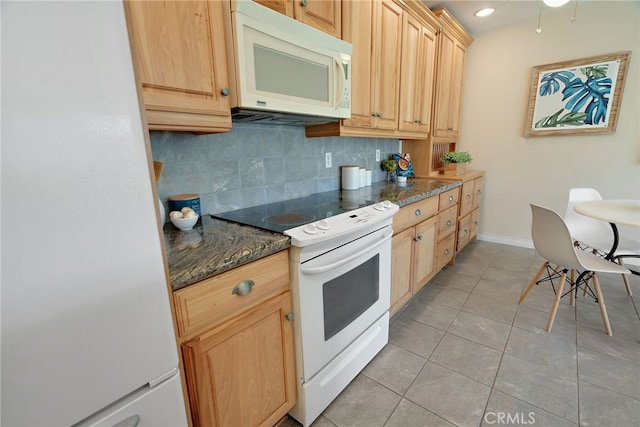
[477,233,534,249]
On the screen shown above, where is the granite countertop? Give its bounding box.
[164,216,290,291]
[163,177,461,291]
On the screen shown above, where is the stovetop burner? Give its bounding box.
[212,191,375,234]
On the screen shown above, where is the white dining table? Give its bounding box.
[574,200,640,227]
[574,200,640,274]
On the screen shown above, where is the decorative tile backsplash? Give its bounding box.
[150,123,401,215]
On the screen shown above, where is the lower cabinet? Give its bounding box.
[456,174,484,253]
[390,196,438,315]
[173,251,296,427]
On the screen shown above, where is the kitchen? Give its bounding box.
[2,1,638,427]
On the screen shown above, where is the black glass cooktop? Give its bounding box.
[212,191,375,234]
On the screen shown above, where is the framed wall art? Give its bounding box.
[524,51,630,137]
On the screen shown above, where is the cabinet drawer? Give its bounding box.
[435,233,455,270]
[472,177,484,211]
[437,205,457,238]
[438,188,459,211]
[173,251,289,337]
[457,214,471,249]
[470,208,480,238]
[393,196,438,233]
[459,180,474,217]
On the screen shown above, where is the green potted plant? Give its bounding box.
[440,151,472,175]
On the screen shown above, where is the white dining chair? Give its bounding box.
[519,204,630,336]
[564,187,640,295]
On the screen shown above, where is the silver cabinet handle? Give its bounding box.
[463,229,468,235]
[448,195,454,202]
[444,248,450,255]
[477,189,482,194]
[466,194,472,200]
[413,235,423,242]
[285,312,294,321]
[221,87,230,96]
[415,208,421,216]
[300,0,307,6]
[232,279,254,296]
[447,220,452,227]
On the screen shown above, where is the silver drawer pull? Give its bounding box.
[285,312,294,321]
[466,194,472,200]
[444,249,450,255]
[463,229,468,235]
[413,235,423,242]
[232,279,254,296]
[415,208,421,216]
[477,189,482,194]
[447,220,452,227]
[448,195,454,202]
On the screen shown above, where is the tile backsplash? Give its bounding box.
[150,123,401,215]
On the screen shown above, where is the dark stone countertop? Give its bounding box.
[163,178,461,291]
[164,216,290,291]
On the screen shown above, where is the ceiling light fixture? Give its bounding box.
[543,0,570,7]
[475,7,495,17]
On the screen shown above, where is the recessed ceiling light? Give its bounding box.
[475,7,496,17]
[543,0,570,7]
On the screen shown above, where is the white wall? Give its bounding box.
[458,1,640,247]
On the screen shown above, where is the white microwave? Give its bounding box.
[227,1,352,125]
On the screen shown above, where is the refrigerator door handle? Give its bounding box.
[148,367,179,388]
[112,415,140,427]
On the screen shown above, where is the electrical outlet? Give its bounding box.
[375,149,381,162]
[325,152,332,168]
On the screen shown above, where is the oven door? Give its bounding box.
[294,226,392,380]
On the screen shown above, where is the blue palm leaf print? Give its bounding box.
[539,70,574,96]
[562,76,611,125]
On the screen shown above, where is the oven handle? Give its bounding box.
[299,229,392,275]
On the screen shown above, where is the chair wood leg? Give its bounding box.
[570,269,576,307]
[616,259,633,296]
[519,262,548,304]
[592,274,612,336]
[546,271,567,332]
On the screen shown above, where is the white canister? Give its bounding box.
[360,168,366,188]
[341,165,360,190]
[365,169,372,186]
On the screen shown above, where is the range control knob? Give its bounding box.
[317,219,330,230]
[382,200,393,209]
[303,223,318,235]
[373,203,385,211]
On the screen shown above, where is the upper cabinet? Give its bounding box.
[398,7,438,133]
[431,8,473,140]
[124,0,232,133]
[254,0,341,37]
[306,0,439,139]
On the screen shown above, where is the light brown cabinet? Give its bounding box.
[398,6,438,133]
[124,0,232,133]
[254,0,341,37]
[173,251,296,427]
[457,174,484,252]
[390,196,438,315]
[306,0,440,140]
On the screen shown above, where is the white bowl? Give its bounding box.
[170,215,198,231]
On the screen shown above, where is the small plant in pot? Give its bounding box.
[440,151,472,175]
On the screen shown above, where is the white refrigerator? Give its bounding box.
[1,1,187,426]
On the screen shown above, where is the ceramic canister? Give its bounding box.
[341,165,360,190]
[359,168,366,188]
[168,193,201,216]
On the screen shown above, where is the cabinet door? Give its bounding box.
[470,208,480,240]
[294,0,341,37]
[433,34,467,138]
[457,214,471,252]
[398,14,436,133]
[412,216,437,293]
[341,0,373,128]
[124,0,231,133]
[391,228,414,316]
[371,0,403,130]
[182,293,296,427]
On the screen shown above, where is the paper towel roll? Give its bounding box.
[341,165,360,190]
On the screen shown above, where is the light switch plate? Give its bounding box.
[375,149,381,162]
[325,152,332,168]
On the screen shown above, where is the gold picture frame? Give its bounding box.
[524,51,630,137]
